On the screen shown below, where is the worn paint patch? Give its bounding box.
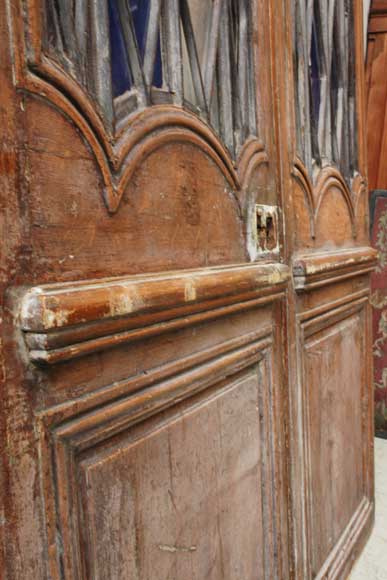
[158,544,197,553]
[184,280,197,302]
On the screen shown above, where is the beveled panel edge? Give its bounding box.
[314,498,373,580]
[292,246,377,292]
[299,298,371,579]
[20,262,289,364]
[37,342,272,578]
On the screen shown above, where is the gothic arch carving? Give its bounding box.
[12,0,268,213]
[292,158,316,239]
[292,158,362,240]
[314,167,356,236]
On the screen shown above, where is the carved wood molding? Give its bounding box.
[299,296,373,580]
[298,296,371,578]
[315,498,372,580]
[237,138,269,190]
[292,246,378,292]
[369,0,387,24]
[36,330,274,578]
[291,158,368,239]
[20,262,290,364]
[12,1,268,212]
[293,0,358,181]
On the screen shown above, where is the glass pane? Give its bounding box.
[108,0,163,98]
[310,24,320,130]
[108,0,132,97]
[181,0,212,108]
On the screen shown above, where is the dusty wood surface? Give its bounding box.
[0,1,374,579]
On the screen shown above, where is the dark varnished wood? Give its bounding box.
[279,0,375,578]
[0,1,374,580]
[20,262,289,363]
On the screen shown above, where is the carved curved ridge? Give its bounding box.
[21,62,270,212]
[291,159,316,238]
[352,172,368,215]
[292,158,363,239]
[237,138,269,188]
[23,63,240,211]
[293,246,377,291]
[15,1,269,213]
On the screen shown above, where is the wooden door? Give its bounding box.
[0,1,374,579]
[287,1,376,578]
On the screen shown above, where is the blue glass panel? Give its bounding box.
[108,0,132,97]
[310,24,320,125]
[130,1,149,54]
[108,0,163,98]
[131,1,163,88]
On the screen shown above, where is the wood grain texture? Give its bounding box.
[36,329,284,579]
[0,0,375,579]
[300,300,372,579]
[277,0,375,578]
[293,246,378,291]
[20,262,289,363]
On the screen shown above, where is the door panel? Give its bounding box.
[48,368,272,580]
[20,263,289,579]
[291,249,375,579]
[303,303,370,577]
[18,265,289,578]
[284,0,376,578]
[0,1,374,580]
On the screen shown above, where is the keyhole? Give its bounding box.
[256,212,267,250]
[255,206,278,252]
[266,215,275,250]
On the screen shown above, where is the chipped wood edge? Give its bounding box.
[292,246,378,292]
[20,262,290,364]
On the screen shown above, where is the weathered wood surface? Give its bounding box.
[0,1,374,579]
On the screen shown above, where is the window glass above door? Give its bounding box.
[44,0,258,156]
[293,0,358,181]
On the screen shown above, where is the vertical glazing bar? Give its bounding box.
[180,0,208,112]
[116,0,147,104]
[163,0,183,104]
[90,0,114,125]
[218,1,234,152]
[143,0,162,86]
[238,0,249,140]
[203,0,222,105]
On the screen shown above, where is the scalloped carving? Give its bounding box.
[237,138,269,190]
[13,0,266,213]
[314,167,356,237]
[292,157,364,240]
[291,158,316,239]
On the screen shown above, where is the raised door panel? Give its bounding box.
[0,2,289,578]
[52,367,271,580]
[303,307,369,577]
[18,263,290,579]
[292,248,376,579]
[282,0,376,577]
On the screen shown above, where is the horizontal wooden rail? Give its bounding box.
[292,246,378,292]
[20,262,289,364]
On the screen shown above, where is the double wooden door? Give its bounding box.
[0,1,375,578]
